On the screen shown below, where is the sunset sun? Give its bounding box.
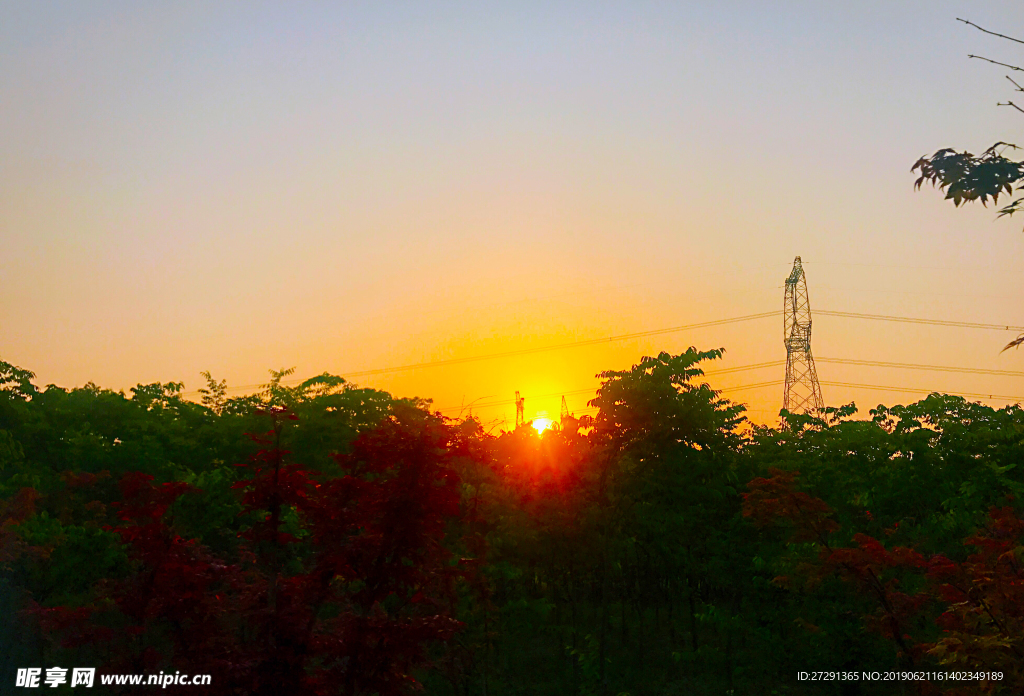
[532,417,553,433]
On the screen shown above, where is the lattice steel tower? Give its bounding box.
[782,256,824,414]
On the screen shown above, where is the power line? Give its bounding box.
[337,311,781,378]
[180,309,1024,398]
[437,387,597,414]
[725,379,785,391]
[818,357,1024,377]
[434,354,1024,415]
[436,378,785,414]
[820,381,1024,403]
[520,380,1024,422]
[706,357,1024,380]
[816,310,1024,332]
[181,311,780,396]
[438,354,1024,418]
[803,260,1024,274]
[706,361,784,375]
[184,351,1024,404]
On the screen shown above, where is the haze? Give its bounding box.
[4,1,1024,426]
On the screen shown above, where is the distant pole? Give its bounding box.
[515,391,525,428]
[782,256,824,416]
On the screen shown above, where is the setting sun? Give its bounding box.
[532,417,554,433]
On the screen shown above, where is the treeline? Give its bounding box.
[0,351,1021,695]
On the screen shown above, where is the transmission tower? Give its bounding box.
[560,395,571,421]
[515,391,525,428]
[782,256,824,415]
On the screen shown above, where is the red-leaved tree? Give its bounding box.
[34,405,479,695]
[743,469,1023,694]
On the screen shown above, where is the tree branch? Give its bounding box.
[968,54,1024,72]
[957,18,1024,46]
[1007,76,1024,92]
[998,101,1024,115]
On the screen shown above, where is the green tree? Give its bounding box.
[913,19,1024,221]
[913,21,1024,352]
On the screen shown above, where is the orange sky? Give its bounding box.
[4,2,1024,426]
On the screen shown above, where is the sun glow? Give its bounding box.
[532,417,554,433]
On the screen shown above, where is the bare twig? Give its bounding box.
[1007,76,1024,92]
[1001,333,1024,353]
[968,54,1024,72]
[998,101,1024,115]
[957,18,1024,46]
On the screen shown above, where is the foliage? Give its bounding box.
[913,19,1024,228]
[912,18,1024,353]
[2,353,1023,694]
[744,469,1024,692]
[912,143,1024,213]
[28,406,475,695]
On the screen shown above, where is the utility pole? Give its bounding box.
[782,256,824,415]
[515,391,525,428]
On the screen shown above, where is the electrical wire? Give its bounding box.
[439,359,1024,418]
[820,381,1024,402]
[816,310,1024,332]
[817,357,1024,377]
[314,312,782,378]
[179,310,1024,398]
[181,311,781,396]
[434,355,1024,415]
[435,378,785,414]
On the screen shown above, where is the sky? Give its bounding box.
[4,1,1024,426]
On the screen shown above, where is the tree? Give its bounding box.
[913,19,1024,351]
[913,19,1024,221]
[30,406,479,695]
[744,469,1024,692]
[463,349,760,695]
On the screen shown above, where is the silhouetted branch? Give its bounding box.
[957,18,1024,46]
[1001,333,1024,353]
[968,54,1024,72]
[998,101,1024,115]
[1008,76,1024,92]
